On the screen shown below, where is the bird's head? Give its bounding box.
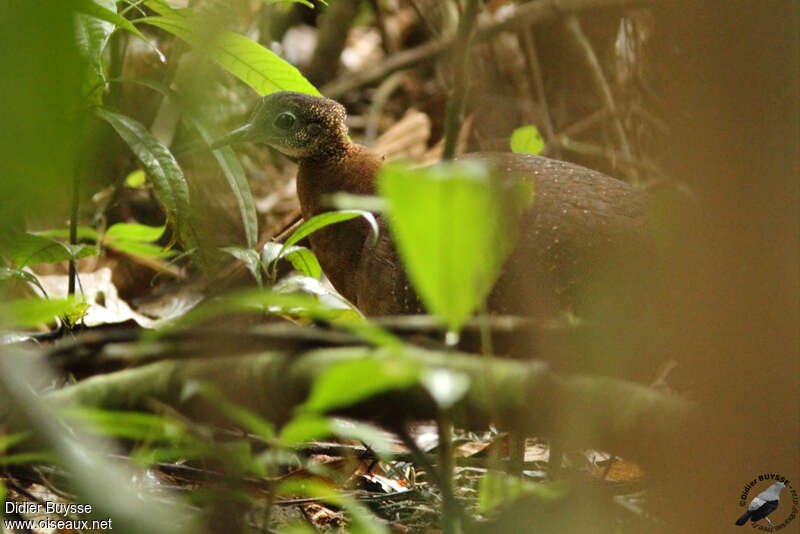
[210,91,349,161]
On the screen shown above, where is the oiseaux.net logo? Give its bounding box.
[735,474,798,530]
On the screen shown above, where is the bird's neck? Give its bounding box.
[296,143,381,218]
[295,143,383,302]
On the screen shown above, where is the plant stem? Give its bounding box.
[437,410,460,534]
[68,165,80,297]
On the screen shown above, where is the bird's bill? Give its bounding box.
[208,123,257,150]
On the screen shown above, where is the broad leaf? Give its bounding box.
[299,353,421,414]
[262,242,322,280]
[66,408,188,443]
[140,5,319,96]
[378,160,534,332]
[283,247,322,280]
[73,0,164,62]
[279,416,392,458]
[0,297,86,327]
[187,117,258,247]
[478,474,568,514]
[2,233,98,268]
[108,240,175,259]
[106,223,165,241]
[282,211,378,253]
[35,226,100,241]
[96,108,196,252]
[222,246,264,287]
[110,77,259,248]
[0,267,47,297]
[73,0,116,90]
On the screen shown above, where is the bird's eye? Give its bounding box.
[274,111,296,130]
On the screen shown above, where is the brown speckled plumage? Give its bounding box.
[218,91,650,317]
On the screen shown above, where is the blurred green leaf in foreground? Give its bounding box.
[378,160,534,333]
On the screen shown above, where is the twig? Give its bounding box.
[408,0,441,37]
[322,0,672,98]
[557,108,612,139]
[551,135,666,178]
[442,0,481,160]
[564,15,639,182]
[307,0,360,85]
[366,72,406,145]
[367,0,393,54]
[518,29,556,151]
[543,108,610,155]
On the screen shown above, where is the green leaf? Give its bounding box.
[95,108,196,252]
[74,0,116,89]
[124,169,148,188]
[62,243,100,260]
[66,408,187,443]
[262,242,322,280]
[221,246,264,287]
[284,247,322,279]
[510,124,544,155]
[300,353,420,414]
[0,452,59,466]
[73,0,165,62]
[170,289,331,328]
[139,7,319,96]
[107,240,175,258]
[258,0,315,8]
[478,473,569,514]
[0,432,31,454]
[35,226,100,241]
[279,416,393,458]
[283,211,378,252]
[2,233,98,267]
[0,297,86,327]
[63,300,91,327]
[378,160,534,332]
[106,223,165,242]
[278,415,332,446]
[273,274,361,318]
[186,117,258,247]
[0,267,48,297]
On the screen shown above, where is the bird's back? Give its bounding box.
[357,152,650,318]
[457,153,649,316]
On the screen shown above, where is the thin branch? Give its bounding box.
[552,135,667,179]
[442,0,481,160]
[365,72,405,145]
[564,15,639,182]
[367,0,394,54]
[322,0,674,98]
[519,29,556,150]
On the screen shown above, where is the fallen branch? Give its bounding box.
[43,344,692,465]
